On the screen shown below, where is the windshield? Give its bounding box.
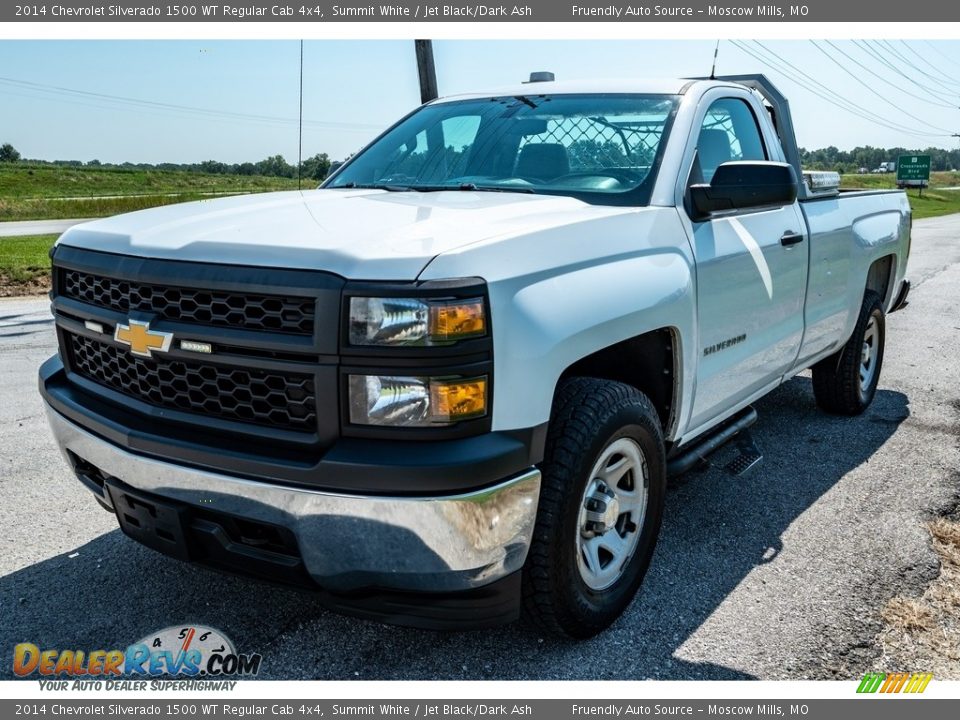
[325,94,680,206]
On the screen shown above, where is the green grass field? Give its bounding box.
[0,234,56,293]
[0,164,300,198]
[840,171,960,220]
[894,189,960,220]
[0,164,302,221]
[839,170,960,190]
[0,193,240,222]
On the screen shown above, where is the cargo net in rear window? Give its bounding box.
[517,115,666,173]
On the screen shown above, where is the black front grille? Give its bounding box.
[62,269,316,335]
[67,332,317,433]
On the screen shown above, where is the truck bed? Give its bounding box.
[795,188,911,369]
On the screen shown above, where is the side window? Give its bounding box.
[693,98,767,184]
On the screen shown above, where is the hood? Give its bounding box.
[56,189,626,280]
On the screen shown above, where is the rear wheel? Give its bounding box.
[522,378,666,638]
[812,290,885,415]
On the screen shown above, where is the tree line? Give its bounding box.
[4,140,960,178]
[0,143,335,181]
[799,145,960,174]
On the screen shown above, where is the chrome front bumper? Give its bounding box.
[44,404,541,594]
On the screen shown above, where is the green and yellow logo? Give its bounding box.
[857,672,933,694]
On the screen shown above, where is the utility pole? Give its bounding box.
[297,39,304,191]
[415,40,438,104]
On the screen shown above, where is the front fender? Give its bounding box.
[418,207,697,435]
[489,252,695,433]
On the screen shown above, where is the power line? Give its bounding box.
[733,42,948,141]
[824,40,958,109]
[0,82,321,133]
[735,41,947,140]
[877,40,960,94]
[0,85,310,132]
[749,41,946,136]
[750,41,872,110]
[855,40,960,101]
[809,40,954,134]
[923,41,960,70]
[898,41,960,88]
[0,75,381,132]
[731,47,915,143]
[865,40,958,95]
[815,40,956,132]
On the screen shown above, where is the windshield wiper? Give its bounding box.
[339,181,535,194]
[513,95,539,109]
[408,183,536,194]
[337,182,412,192]
[461,184,536,194]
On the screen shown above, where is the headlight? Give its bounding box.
[348,297,486,346]
[348,375,488,427]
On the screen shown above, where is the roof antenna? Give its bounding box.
[709,40,720,80]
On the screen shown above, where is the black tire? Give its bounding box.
[812,290,885,416]
[521,377,666,639]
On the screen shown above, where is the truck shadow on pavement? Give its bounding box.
[0,376,909,681]
[0,313,54,340]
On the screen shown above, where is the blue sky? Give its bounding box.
[1,39,959,164]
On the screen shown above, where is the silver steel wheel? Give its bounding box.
[576,437,649,591]
[859,315,879,394]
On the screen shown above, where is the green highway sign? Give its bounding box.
[897,154,931,183]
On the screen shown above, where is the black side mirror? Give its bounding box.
[690,161,798,221]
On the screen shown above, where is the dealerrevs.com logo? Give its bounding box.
[13,625,261,690]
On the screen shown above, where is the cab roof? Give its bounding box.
[431,78,732,103]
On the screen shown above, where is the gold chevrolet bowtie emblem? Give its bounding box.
[114,319,173,358]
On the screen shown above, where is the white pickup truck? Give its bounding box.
[40,74,911,638]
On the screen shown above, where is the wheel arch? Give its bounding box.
[556,327,681,438]
[865,253,897,309]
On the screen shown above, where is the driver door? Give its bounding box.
[685,97,808,431]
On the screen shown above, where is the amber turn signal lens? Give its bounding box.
[429,300,486,342]
[429,377,488,423]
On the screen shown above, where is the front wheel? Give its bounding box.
[521,378,666,638]
[812,290,886,415]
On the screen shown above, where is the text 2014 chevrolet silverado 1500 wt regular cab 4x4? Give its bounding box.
[40,75,911,638]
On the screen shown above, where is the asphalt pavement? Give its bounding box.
[0,219,91,238]
[1,216,959,680]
